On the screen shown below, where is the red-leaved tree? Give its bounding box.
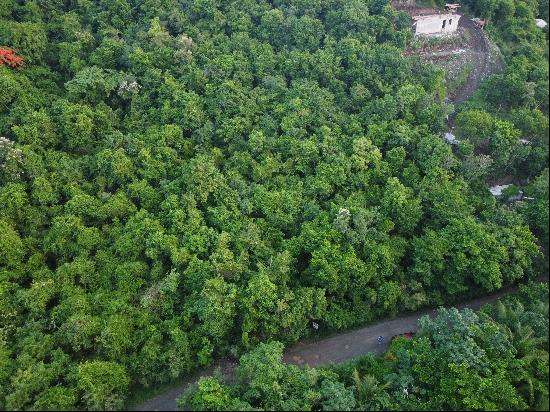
[0,48,25,68]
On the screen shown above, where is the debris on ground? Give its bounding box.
[535,19,548,29]
[489,184,512,196]
[444,132,459,145]
[404,17,503,105]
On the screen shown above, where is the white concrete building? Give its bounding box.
[413,13,461,35]
[489,184,526,203]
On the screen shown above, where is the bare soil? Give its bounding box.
[449,17,503,105]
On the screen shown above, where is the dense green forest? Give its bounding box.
[179,282,549,411]
[0,0,548,410]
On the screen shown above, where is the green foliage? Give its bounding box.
[179,283,549,411]
[319,379,356,411]
[77,361,130,411]
[521,169,549,249]
[456,0,548,180]
[180,376,233,412]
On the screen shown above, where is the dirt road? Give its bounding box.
[449,17,494,105]
[134,280,545,411]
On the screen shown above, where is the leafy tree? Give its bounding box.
[195,276,238,346]
[318,379,356,411]
[180,283,549,411]
[521,169,549,249]
[380,177,422,235]
[77,361,129,411]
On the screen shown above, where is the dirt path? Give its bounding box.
[446,17,502,129]
[449,17,492,105]
[134,278,547,411]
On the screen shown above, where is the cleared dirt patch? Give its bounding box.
[405,16,503,105]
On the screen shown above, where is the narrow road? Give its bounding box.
[132,360,237,412]
[284,284,516,366]
[134,278,547,411]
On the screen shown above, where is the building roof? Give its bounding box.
[413,12,460,21]
[409,8,448,16]
[445,4,461,11]
[392,2,449,16]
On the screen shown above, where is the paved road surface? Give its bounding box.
[135,279,546,411]
[133,360,237,412]
[283,285,516,367]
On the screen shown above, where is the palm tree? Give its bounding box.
[513,325,547,361]
[491,299,525,327]
[490,300,549,407]
[351,369,391,410]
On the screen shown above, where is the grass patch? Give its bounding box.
[446,63,474,94]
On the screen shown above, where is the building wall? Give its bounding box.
[393,0,416,6]
[413,14,461,35]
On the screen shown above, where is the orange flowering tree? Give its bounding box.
[0,48,25,68]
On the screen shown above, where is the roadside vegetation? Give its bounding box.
[447,62,474,94]
[454,1,549,191]
[178,282,549,411]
